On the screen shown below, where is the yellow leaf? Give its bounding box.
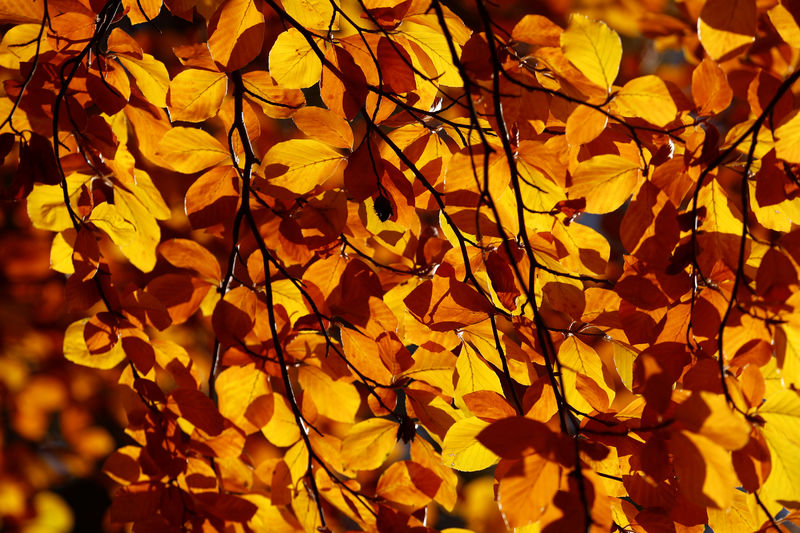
[759,389,800,507]
[569,154,640,214]
[698,0,757,61]
[613,75,678,127]
[698,178,742,234]
[118,53,170,108]
[112,188,162,272]
[167,69,228,122]
[262,138,345,194]
[63,319,126,370]
[769,2,800,47]
[775,110,800,164]
[155,126,230,173]
[670,430,737,509]
[674,392,751,450]
[207,0,265,71]
[241,70,305,118]
[285,440,309,486]
[27,174,92,232]
[560,13,621,92]
[282,0,338,31]
[707,490,760,533]
[126,169,170,221]
[558,335,614,410]
[89,202,135,244]
[341,418,399,470]
[0,24,47,70]
[269,29,322,89]
[297,366,360,423]
[292,106,353,150]
[399,16,463,87]
[565,104,608,146]
[242,494,301,533]
[455,342,504,407]
[50,229,76,275]
[400,345,457,396]
[262,393,301,447]
[215,364,270,434]
[441,416,500,472]
[89,202,158,272]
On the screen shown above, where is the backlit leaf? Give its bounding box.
[262,138,345,194]
[441,417,499,472]
[207,0,265,71]
[560,13,621,92]
[698,0,757,61]
[569,154,640,214]
[613,75,678,127]
[167,69,227,123]
[156,127,230,173]
[341,418,399,470]
[269,29,322,89]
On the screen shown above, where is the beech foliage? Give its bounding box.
[2,0,800,532]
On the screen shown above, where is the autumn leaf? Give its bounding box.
[560,13,621,92]
[569,154,641,213]
[269,29,323,89]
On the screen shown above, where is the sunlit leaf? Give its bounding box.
[269,29,322,89]
[569,154,640,213]
[560,13,621,92]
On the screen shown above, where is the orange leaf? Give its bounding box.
[207,0,265,72]
[292,106,354,150]
[670,430,737,509]
[692,58,733,115]
[497,454,562,527]
[155,127,230,174]
[698,0,756,61]
[167,69,227,123]
[158,239,221,282]
[569,154,641,214]
[404,276,495,331]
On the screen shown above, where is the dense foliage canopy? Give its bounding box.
[3,0,800,531]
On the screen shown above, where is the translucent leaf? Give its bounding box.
[497,454,561,527]
[118,54,170,108]
[775,110,800,164]
[262,393,301,447]
[207,0,264,71]
[167,69,227,122]
[63,319,126,369]
[560,13,621,92]
[613,75,678,127]
[155,126,230,173]
[455,342,504,406]
[759,389,800,507]
[292,106,353,150]
[282,0,338,31]
[27,174,91,231]
[441,416,499,472]
[262,138,345,194]
[698,0,757,61]
[569,154,640,214]
[670,430,737,509]
[297,366,360,423]
[269,29,322,89]
[341,418,398,470]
